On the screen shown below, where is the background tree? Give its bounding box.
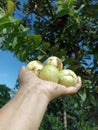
[0,0,98,129]
[0,84,11,108]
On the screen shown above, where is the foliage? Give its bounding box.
[40,112,63,130]
[0,0,98,129]
[40,98,64,130]
[0,85,11,108]
[0,7,42,62]
[66,90,98,129]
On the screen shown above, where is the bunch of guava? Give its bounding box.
[26,56,77,87]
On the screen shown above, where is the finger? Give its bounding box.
[19,66,32,76]
[19,66,26,74]
[19,66,41,81]
[18,66,26,80]
[74,76,82,91]
[77,76,82,84]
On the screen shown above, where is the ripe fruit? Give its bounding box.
[27,60,44,75]
[39,64,59,83]
[59,69,77,87]
[45,56,63,70]
[26,57,78,88]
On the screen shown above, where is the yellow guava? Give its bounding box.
[45,56,63,71]
[27,60,44,75]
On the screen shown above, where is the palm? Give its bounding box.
[19,67,82,101]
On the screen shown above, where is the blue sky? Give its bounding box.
[0,0,27,89]
[0,50,26,89]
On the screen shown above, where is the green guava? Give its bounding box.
[39,64,59,83]
[59,69,77,87]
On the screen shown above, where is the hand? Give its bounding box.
[19,66,82,101]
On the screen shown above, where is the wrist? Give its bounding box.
[19,82,50,104]
[0,82,50,130]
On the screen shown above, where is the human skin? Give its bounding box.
[0,67,82,130]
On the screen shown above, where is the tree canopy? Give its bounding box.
[0,0,98,129]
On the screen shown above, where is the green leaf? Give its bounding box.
[42,42,50,51]
[32,35,42,47]
[55,1,64,5]
[0,7,6,18]
[78,89,87,102]
[66,0,75,7]
[2,28,7,34]
[7,0,15,14]
[0,37,3,42]
[19,24,29,32]
[56,4,69,18]
[12,37,18,49]
[0,15,10,25]
[90,95,98,107]
[9,16,19,23]
[77,4,85,13]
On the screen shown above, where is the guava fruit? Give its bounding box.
[45,56,63,71]
[39,64,59,83]
[27,60,44,75]
[59,69,77,87]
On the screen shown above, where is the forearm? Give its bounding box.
[0,67,82,130]
[0,86,49,130]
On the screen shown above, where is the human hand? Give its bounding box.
[19,66,82,101]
